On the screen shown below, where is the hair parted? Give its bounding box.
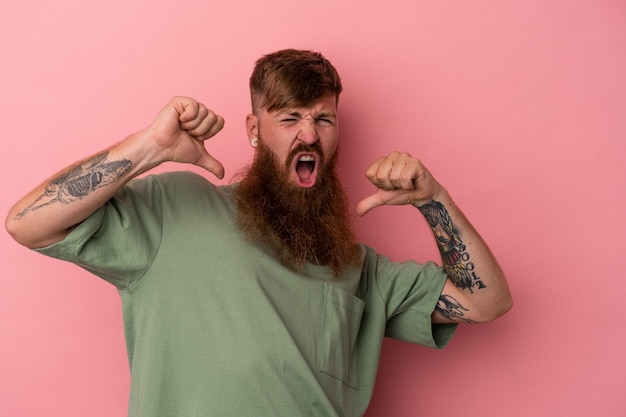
[249,49,342,114]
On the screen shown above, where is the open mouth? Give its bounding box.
[292,152,319,188]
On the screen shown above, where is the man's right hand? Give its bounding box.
[5,96,226,248]
[145,96,225,179]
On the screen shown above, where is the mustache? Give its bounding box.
[284,142,324,167]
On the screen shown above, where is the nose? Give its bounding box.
[297,117,319,145]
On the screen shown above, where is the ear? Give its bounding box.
[245,114,258,140]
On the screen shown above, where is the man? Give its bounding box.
[6,49,512,417]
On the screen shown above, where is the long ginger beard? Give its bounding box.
[233,138,361,277]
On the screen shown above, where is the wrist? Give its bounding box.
[411,186,449,208]
[115,130,167,175]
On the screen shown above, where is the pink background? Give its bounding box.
[1,1,625,416]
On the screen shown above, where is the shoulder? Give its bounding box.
[131,171,238,214]
[126,170,224,197]
[144,170,213,188]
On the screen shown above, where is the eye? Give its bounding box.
[280,118,298,124]
[316,118,334,126]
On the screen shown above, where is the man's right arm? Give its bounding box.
[5,96,225,249]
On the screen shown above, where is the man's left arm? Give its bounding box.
[357,152,512,324]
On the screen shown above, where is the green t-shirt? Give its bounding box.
[36,171,456,417]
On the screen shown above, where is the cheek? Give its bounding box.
[261,132,290,159]
[322,135,339,158]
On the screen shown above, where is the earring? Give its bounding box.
[250,137,258,148]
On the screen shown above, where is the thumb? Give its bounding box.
[356,193,385,216]
[195,151,225,179]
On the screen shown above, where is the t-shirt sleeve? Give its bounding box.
[34,174,165,289]
[367,247,457,349]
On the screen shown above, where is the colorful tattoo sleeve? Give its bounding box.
[419,200,486,323]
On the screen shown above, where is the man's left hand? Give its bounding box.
[356,152,442,216]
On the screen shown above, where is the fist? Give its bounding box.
[356,151,441,216]
[147,96,225,178]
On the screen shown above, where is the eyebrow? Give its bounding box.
[277,110,336,118]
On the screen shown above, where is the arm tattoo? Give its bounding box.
[15,151,132,219]
[436,295,475,323]
[418,200,486,293]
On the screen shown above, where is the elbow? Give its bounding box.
[5,211,21,243]
[474,271,513,323]
[497,284,514,318]
[492,296,513,321]
[5,211,34,248]
[5,209,60,249]
[475,294,513,324]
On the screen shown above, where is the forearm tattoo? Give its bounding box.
[419,200,486,293]
[16,151,132,219]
